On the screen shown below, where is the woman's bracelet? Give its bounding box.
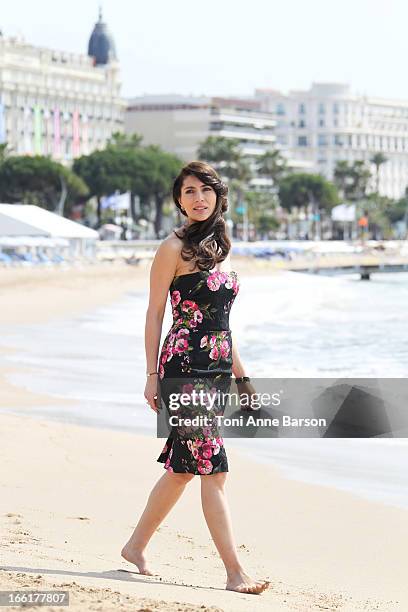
[146,371,159,377]
[235,376,250,383]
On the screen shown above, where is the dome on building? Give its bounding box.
[88,8,117,66]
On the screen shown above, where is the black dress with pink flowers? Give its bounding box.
[156,269,240,475]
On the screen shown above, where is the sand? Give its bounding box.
[1,262,407,611]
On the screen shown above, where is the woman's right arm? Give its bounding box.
[144,238,180,412]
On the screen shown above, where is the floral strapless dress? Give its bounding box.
[156,269,240,475]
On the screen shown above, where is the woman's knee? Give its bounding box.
[200,472,227,487]
[168,472,195,484]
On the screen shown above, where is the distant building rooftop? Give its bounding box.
[88,7,117,66]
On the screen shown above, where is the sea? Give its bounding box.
[1,269,408,510]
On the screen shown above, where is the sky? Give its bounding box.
[2,0,407,101]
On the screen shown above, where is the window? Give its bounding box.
[276,103,285,115]
[319,119,325,127]
[333,103,339,114]
[318,103,325,115]
[318,134,328,147]
[298,136,308,146]
[298,103,306,114]
[298,119,306,128]
[334,135,343,147]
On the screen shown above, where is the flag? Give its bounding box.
[331,204,356,222]
[72,110,80,157]
[0,102,5,144]
[100,191,131,211]
[53,108,61,158]
[34,105,42,154]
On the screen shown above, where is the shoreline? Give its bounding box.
[0,258,286,326]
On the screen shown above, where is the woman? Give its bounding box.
[121,161,269,595]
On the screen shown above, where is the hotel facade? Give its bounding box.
[0,11,124,163]
[125,94,312,188]
[256,82,408,199]
[125,94,276,160]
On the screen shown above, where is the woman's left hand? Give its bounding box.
[235,380,259,411]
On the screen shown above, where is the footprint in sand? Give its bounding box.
[176,534,193,543]
[5,513,23,518]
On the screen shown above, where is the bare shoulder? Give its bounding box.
[158,232,183,256]
[150,232,182,282]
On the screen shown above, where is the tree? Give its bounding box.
[384,195,408,225]
[278,173,339,212]
[0,156,88,216]
[198,136,252,236]
[333,160,371,201]
[197,136,249,180]
[107,135,182,235]
[257,149,288,186]
[74,144,182,234]
[361,193,395,239]
[107,131,144,151]
[370,152,388,194]
[0,142,12,163]
[139,145,183,237]
[73,149,135,223]
[332,160,351,199]
[244,190,279,238]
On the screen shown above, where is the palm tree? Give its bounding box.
[333,160,351,200]
[352,160,372,201]
[197,136,250,182]
[333,160,371,201]
[370,152,388,194]
[257,149,288,186]
[198,136,253,236]
[0,142,12,163]
[107,132,143,150]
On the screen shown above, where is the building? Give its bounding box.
[125,93,312,189]
[125,94,276,161]
[0,9,124,162]
[256,83,408,199]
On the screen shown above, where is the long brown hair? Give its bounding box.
[173,161,231,271]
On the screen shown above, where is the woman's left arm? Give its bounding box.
[231,334,258,410]
[231,334,247,379]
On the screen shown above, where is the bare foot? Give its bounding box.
[226,569,270,594]
[121,542,155,576]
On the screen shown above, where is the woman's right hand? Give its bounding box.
[144,375,159,413]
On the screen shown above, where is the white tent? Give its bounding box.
[0,204,98,256]
[0,236,69,248]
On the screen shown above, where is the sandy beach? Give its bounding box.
[1,262,407,611]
